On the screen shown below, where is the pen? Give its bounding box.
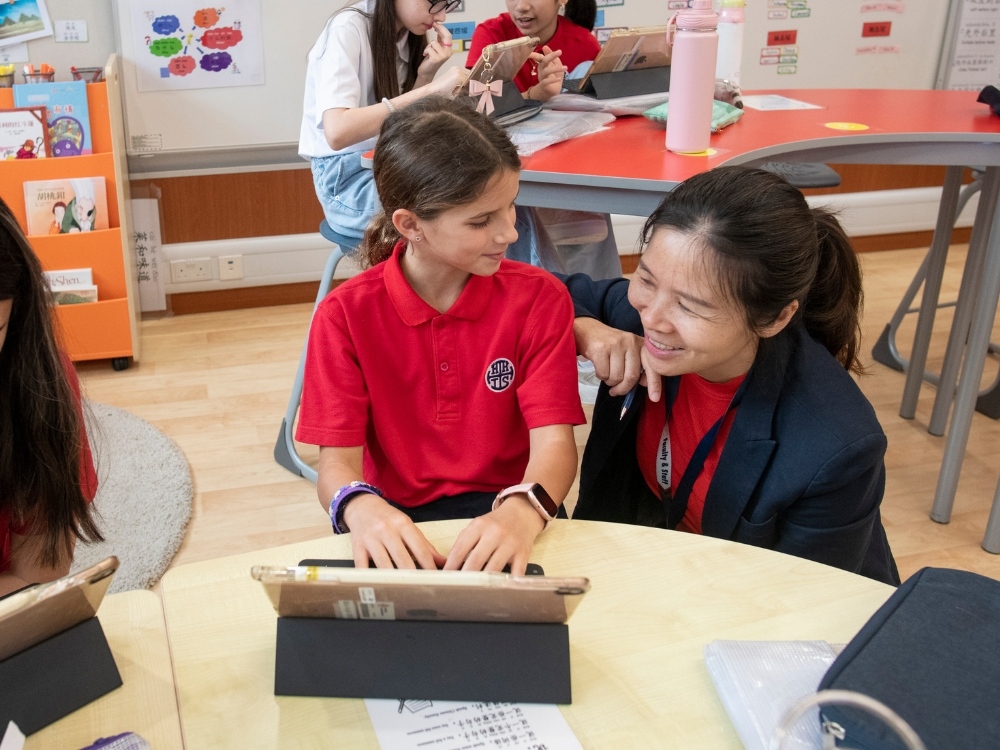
[619,382,639,421]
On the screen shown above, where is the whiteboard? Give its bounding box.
[112,0,954,175]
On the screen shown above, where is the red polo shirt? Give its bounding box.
[296,242,585,508]
[467,14,601,94]
[637,373,743,534]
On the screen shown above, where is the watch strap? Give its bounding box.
[329,481,383,534]
[492,483,554,528]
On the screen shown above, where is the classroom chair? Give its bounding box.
[273,220,358,482]
[870,166,1000,434]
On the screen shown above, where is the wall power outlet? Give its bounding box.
[170,257,213,283]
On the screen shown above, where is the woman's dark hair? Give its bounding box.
[564,0,598,31]
[359,95,521,267]
[640,166,864,374]
[331,1,425,101]
[0,197,102,567]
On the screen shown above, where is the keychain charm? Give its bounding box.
[469,48,503,115]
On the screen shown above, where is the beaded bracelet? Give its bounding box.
[328,481,383,534]
[381,97,396,114]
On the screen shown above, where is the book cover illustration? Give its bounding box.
[0,106,49,159]
[23,177,109,236]
[12,79,92,156]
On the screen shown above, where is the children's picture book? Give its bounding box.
[44,268,97,305]
[0,106,48,159]
[12,79,91,156]
[23,177,108,236]
[50,286,98,305]
[44,267,92,289]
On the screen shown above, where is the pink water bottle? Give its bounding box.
[666,0,719,154]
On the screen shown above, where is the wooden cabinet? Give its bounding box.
[0,56,139,368]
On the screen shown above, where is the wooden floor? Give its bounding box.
[76,245,1000,582]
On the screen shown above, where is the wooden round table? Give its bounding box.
[158,519,893,748]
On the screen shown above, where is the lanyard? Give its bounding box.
[657,375,749,529]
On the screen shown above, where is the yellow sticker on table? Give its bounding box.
[824,122,869,131]
[675,148,718,156]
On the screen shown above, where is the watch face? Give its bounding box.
[531,484,559,518]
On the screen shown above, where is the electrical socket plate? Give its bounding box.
[170,257,212,283]
[218,254,244,281]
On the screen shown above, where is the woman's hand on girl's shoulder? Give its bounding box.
[344,493,446,570]
[443,496,545,575]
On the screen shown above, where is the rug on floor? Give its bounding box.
[70,401,194,593]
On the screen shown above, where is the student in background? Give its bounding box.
[0,197,100,597]
[467,0,599,103]
[299,0,469,239]
[567,167,899,585]
[297,96,584,575]
[467,0,621,280]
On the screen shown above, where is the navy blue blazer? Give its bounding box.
[566,274,900,585]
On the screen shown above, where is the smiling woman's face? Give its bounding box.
[627,228,760,384]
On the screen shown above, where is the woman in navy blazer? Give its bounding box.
[567,167,899,585]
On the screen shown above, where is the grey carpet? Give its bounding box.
[70,401,194,593]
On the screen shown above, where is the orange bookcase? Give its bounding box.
[0,56,140,368]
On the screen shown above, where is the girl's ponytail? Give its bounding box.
[358,211,401,269]
[802,207,864,375]
[565,0,597,31]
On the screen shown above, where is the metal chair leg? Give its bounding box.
[273,246,345,482]
[928,169,1000,435]
[984,475,1000,554]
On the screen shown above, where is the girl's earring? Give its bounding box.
[413,236,421,242]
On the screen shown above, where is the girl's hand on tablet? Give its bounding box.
[418,22,454,82]
[428,65,469,98]
[344,494,446,570]
[443,495,545,575]
[531,46,567,101]
[574,317,645,396]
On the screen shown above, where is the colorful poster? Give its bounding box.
[131,1,264,92]
[0,0,53,47]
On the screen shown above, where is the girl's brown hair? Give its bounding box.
[641,166,865,374]
[359,95,521,267]
[329,0,425,101]
[0,197,102,567]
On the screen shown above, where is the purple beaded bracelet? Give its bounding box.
[328,481,383,534]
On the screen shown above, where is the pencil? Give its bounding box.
[619,383,639,421]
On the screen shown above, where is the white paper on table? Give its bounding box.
[0,721,25,750]
[741,95,823,111]
[365,698,584,750]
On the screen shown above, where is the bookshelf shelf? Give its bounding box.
[0,56,139,367]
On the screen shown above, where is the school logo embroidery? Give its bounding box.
[485,358,515,392]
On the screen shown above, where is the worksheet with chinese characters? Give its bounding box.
[364,699,583,750]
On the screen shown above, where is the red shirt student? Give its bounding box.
[297,97,584,575]
[0,199,103,597]
[467,0,600,101]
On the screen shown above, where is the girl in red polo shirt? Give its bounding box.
[297,96,585,575]
[0,197,101,597]
[467,0,600,102]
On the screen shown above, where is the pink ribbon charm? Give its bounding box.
[469,79,503,115]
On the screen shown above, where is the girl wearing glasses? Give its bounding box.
[300,0,468,240]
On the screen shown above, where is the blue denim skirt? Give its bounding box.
[311,152,381,239]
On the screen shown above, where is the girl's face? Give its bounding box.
[407,168,520,278]
[395,0,447,36]
[627,228,759,383]
[506,0,564,42]
[0,298,11,354]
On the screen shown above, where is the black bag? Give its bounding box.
[817,567,1000,749]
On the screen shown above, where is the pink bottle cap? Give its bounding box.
[675,0,718,30]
